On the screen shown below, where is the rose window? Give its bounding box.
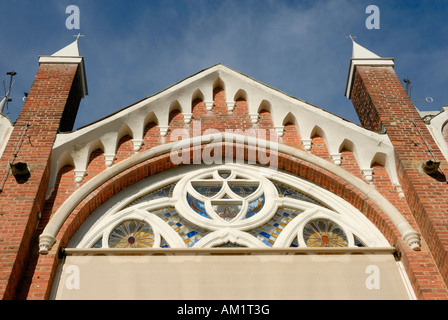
[108,220,155,248]
[303,219,348,247]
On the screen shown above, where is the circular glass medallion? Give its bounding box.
[109,220,155,248]
[303,219,348,247]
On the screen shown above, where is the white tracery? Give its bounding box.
[71,164,391,250]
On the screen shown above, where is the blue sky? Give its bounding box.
[0,0,447,129]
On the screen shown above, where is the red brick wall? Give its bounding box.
[0,63,82,300]
[11,77,448,299]
[351,65,448,298]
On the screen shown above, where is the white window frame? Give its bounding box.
[71,164,391,250]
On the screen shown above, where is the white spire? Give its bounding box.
[352,40,381,59]
[51,39,80,57]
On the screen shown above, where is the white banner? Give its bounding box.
[53,253,412,300]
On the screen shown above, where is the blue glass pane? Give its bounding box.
[290,237,299,247]
[153,208,210,247]
[93,238,102,248]
[125,184,175,208]
[160,236,170,248]
[229,184,259,197]
[187,193,211,219]
[245,194,265,219]
[249,207,303,247]
[354,235,366,247]
[192,184,222,197]
[273,181,332,210]
[218,171,231,179]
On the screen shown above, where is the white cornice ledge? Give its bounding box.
[38,55,88,98]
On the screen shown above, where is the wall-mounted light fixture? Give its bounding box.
[9,162,30,183]
[421,160,441,175]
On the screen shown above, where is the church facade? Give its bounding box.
[0,38,447,300]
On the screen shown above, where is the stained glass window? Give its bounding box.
[290,237,299,248]
[125,183,176,208]
[160,237,170,248]
[246,195,265,219]
[187,193,211,219]
[249,207,303,246]
[229,183,259,197]
[108,220,155,248]
[192,183,222,197]
[354,235,366,247]
[214,242,247,248]
[93,238,102,248]
[218,170,231,179]
[274,181,332,210]
[153,208,210,247]
[83,167,380,251]
[303,219,348,247]
[212,202,242,221]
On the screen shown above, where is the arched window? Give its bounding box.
[72,164,389,250]
[59,164,415,300]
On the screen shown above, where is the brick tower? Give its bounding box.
[0,40,87,299]
[346,39,448,297]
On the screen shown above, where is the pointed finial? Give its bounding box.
[346,34,357,42]
[73,33,85,42]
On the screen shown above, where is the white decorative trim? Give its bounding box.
[402,230,421,251]
[331,153,342,166]
[159,126,169,137]
[38,234,57,254]
[274,126,284,137]
[194,229,266,248]
[302,139,312,151]
[183,113,193,124]
[249,113,259,124]
[362,169,373,182]
[39,133,421,254]
[74,170,86,183]
[226,101,236,112]
[205,101,214,111]
[424,106,448,162]
[394,184,405,198]
[132,139,144,152]
[72,165,391,251]
[104,154,115,167]
[172,166,278,231]
[47,64,401,198]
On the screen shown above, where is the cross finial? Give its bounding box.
[346,34,357,42]
[73,33,85,41]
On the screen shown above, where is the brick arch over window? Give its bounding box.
[56,153,400,249]
[28,138,424,299]
[42,142,421,252]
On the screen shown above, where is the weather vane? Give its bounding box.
[0,71,27,116]
[346,34,357,42]
[73,33,85,41]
